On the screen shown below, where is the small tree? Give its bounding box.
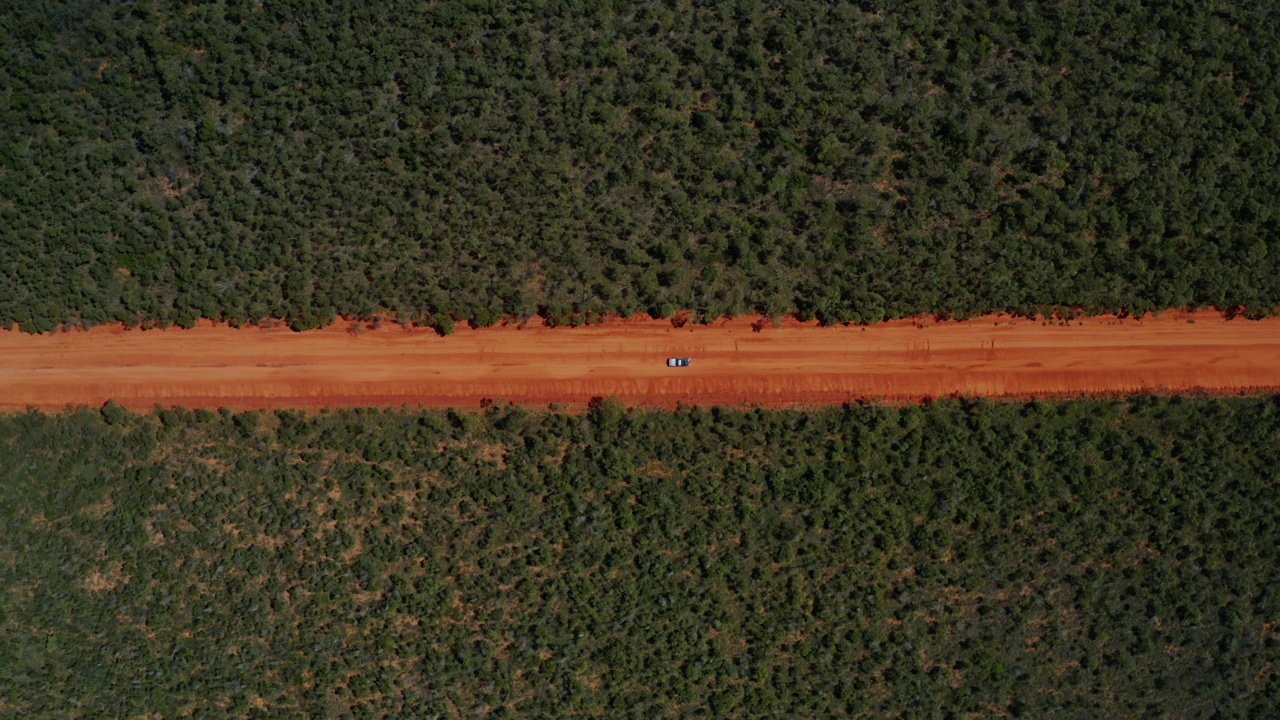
[429,313,456,336]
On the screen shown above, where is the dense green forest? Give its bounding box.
[2,397,1277,717]
[2,1,1279,331]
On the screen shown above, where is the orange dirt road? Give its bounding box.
[1,310,1278,411]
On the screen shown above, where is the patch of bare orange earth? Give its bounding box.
[1,310,1278,411]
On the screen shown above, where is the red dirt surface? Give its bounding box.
[1,310,1278,411]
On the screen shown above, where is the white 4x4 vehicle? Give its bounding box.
[666,357,691,367]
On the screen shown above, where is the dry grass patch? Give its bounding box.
[81,561,130,593]
[637,459,673,477]
[477,442,508,468]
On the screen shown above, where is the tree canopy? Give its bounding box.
[3,1,1279,331]
[2,396,1277,717]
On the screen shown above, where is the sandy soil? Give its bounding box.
[1,310,1278,411]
